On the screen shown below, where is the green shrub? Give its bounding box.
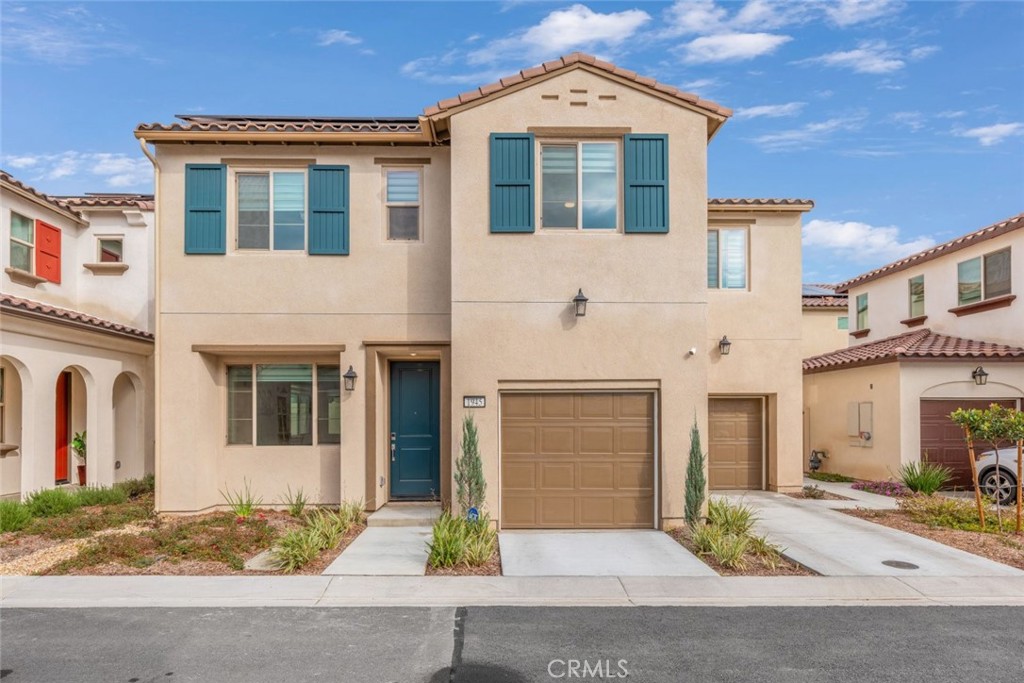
[305,509,345,550]
[706,498,756,536]
[0,500,33,532]
[74,486,128,507]
[115,474,155,499]
[336,500,365,529]
[806,472,855,483]
[691,523,723,554]
[426,511,497,568]
[802,485,826,499]
[281,486,307,517]
[691,524,749,569]
[684,417,707,529]
[898,494,988,531]
[220,479,262,519]
[454,415,486,514]
[898,461,953,495]
[271,529,321,573]
[748,534,784,569]
[25,488,81,517]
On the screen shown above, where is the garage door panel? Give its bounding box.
[539,463,575,489]
[501,392,655,529]
[709,398,763,491]
[502,394,537,419]
[920,399,1017,488]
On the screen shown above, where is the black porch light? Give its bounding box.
[971,365,989,386]
[343,365,358,391]
[573,289,589,317]
[719,335,732,356]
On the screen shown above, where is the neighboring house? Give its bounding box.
[804,213,1024,485]
[801,283,848,358]
[1,171,155,500]
[137,53,813,527]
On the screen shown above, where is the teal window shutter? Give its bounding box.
[308,165,349,255]
[490,133,535,233]
[623,134,669,234]
[184,164,226,254]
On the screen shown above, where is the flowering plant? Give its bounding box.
[851,480,909,497]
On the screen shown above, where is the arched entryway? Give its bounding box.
[0,356,27,499]
[56,366,90,486]
[113,372,142,481]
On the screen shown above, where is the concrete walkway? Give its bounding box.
[802,477,899,509]
[3,574,1024,607]
[322,527,431,576]
[499,531,717,577]
[723,491,1023,577]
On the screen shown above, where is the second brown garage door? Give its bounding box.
[501,393,655,529]
[920,399,1017,487]
[709,397,764,490]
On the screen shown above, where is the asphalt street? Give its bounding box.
[2,606,1023,683]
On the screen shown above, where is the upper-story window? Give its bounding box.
[540,142,618,230]
[236,171,306,251]
[9,211,34,272]
[958,248,1011,305]
[384,168,422,241]
[98,237,124,263]
[908,275,925,317]
[837,316,849,330]
[707,228,747,289]
[855,293,868,330]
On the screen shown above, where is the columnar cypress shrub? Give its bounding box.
[684,416,707,528]
[455,415,486,514]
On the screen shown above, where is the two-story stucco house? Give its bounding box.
[801,284,849,359]
[137,53,812,528]
[804,212,1024,489]
[1,171,155,499]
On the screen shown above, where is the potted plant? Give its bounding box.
[71,431,87,485]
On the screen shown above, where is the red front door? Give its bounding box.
[55,372,70,482]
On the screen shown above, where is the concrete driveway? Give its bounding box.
[498,530,717,577]
[722,492,1023,577]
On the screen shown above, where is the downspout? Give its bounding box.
[137,136,162,512]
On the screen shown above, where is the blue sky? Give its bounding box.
[2,0,1022,282]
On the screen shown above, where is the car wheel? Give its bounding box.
[981,469,1017,506]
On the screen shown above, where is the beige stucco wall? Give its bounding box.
[801,307,848,358]
[707,209,807,491]
[845,229,1022,345]
[152,144,451,512]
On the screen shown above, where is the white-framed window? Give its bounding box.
[236,171,307,251]
[227,364,340,446]
[539,141,619,231]
[707,228,748,289]
[837,316,849,330]
[908,275,925,317]
[97,236,124,263]
[957,248,1011,306]
[856,293,868,330]
[9,211,34,273]
[384,167,422,241]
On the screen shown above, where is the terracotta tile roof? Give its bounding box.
[57,194,155,211]
[0,294,153,342]
[423,52,733,119]
[708,198,814,208]
[802,295,848,309]
[1,170,84,222]
[803,329,1024,373]
[836,212,1024,292]
[136,115,422,134]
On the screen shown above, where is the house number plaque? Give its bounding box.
[463,396,486,408]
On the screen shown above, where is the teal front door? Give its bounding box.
[389,361,441,499]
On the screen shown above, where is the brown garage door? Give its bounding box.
[709,397,764,490]
[920,399,1017,487]
[501,393,654,529]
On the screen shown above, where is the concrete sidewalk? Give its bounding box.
[3,574,1024,608]
[725,491,1023,577]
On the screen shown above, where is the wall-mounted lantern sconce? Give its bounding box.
[719,335,732,355]
[573,289,588,317]
[971,365,989,386]
[343,365,358,391]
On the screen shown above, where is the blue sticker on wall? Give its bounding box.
[467,506,479,522]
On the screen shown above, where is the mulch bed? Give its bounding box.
[669,528,816,577]
[425,548,502,576]
[844,508,1024,570]
[785,490,852,501]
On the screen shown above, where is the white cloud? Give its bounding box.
[400,52,502,86]
[1,151,152,190]
[734,102,805,119]
[680,32,792,63]
[751,115,866,152]
[890,111,925,132]
[909,45,940,60]
[800,40,904,74]
[803,218,935,264]
[957,122,1024,147]
[824,0,904,27]
[662,0,813,36]
[937,110,967,119]
[316,29,362,47]
[1,4,136,65]
[680,77,719,91]
[469,4,651,65]
[662,0,729,36]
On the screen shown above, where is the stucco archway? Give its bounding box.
[113,372,144,481]
[0,356,29,499]
[56,365,93,486]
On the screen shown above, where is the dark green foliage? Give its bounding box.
[684,417,706,528]
[455,415,487,514]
